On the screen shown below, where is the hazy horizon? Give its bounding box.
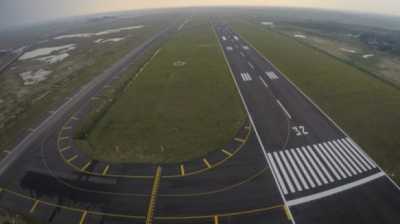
[1,0,400,30]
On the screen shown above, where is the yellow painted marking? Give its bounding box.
[203,158,212,168]
[221,149,233,157]
[67,155,78,163]
[284,205,293,221]
[60,146,71,152]
[81,161,92,171]
[102,165,110,176]
[62,126,72,130]
[180,165,185,176]
[79,211,88,224]
[234,137,246,143]
[29,200,40,213]
[245,125,251,130]
[214,215,219,224]
[146,166,162,224]
[71,116,79,120]
[59,136,70,140]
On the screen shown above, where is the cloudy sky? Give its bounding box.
[1,0,400,29]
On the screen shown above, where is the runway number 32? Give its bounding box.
[292,126,309,136]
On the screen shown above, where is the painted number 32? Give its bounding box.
[292,126,309,136]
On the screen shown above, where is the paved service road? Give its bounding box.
[214,21,400,224]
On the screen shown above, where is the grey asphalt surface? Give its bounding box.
[214,21,400,224]
[0,17,399,224]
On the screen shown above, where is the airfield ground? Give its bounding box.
[77,18,245,163]
[231,19,400,182]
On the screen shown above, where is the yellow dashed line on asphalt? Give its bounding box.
[62,126,72,130]
[234,137,246,143]
[67,155,78,163]
[79,211,88,224]
[81,161,92,171]
[59,136,70,141]
[221,149,233,157]
[146,166,162,224]
[180,165,185,176]
[102,165,110,176]
[29,200,40,213]
[245,125,251,130]
[202,158,212,168]
[71,116,79,120]
[60,146,71,152]
[214,215,219,224]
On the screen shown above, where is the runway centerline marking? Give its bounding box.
[259,75,269,88]
[276,100,292,119]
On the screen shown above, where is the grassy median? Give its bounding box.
[79,18,245,164]
[231,20,400,182]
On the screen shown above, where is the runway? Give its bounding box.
[0,18,399,224]
[214,21,400,223]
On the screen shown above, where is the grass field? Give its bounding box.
[0,15,175,155]
[79,18,245,164]
[231,20,400,182]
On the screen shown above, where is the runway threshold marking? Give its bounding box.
[79,211,88,224]
[102,165,110,176]
[214,215,219,224]
[180,165,185,176]
[202,158,212,168]
[146,166,162,224]
[29,200,40,213]
[221,149,233,157]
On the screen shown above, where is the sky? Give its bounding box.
[1,0,400,29]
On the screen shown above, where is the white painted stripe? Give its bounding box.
[341,139,372,170]
[280,151,303,191]
[290,149,316,188]
[296,148,322,186]
[287,172,385,206]
[332,140,362,174]
[316,144,343,180]
[240,52,245,57]
[276,100,292,119]
[246,73,252,81]
[323,142,351,177]
[248,62,255,70]
[302,147,325,185]
[265,71,279,80]
[259,76,269,88]
[306,146,330,184]
[338,139,368,171]
[285,150,309,190]
[241,73,248,81]
[328,141,357,175]
[307,146,334,183]
[274,152,295,193]
[222,36,226,41]
[267,153,288,195]
[346,138,376,168]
